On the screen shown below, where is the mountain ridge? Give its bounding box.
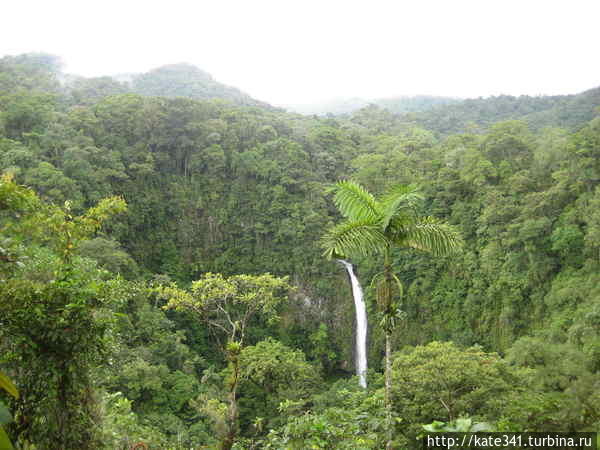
[2,52,599,133]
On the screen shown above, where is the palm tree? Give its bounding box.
[322,180,460,449]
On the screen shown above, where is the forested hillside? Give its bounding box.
[284,95,460,116]
[128,64,273,109]
[1,52,600,449]
[0,53,272,110]
[397,88,600,136]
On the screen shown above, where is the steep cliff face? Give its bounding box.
[280,272,357,376]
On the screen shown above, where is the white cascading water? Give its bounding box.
[339,260,368,388]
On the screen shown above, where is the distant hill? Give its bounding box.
[0,52,62,93]
[522,86,600,130]
[373,96,463,115]
[285,95,461,116]
[396,88,600,135]
[128,63,273,109]
[284,97,370,115]
[0,53,273,109]
[63,75,130,105]
[3,53,598,135]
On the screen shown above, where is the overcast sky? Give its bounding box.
[2,0,599,106]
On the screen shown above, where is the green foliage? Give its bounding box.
[77,237,139,278]
[100,280,209,448]
[0,176,126,449]
[308,323,338,372]
[0,373,18,400]
[237,338,320,431]
[320,174,458,449]
[423,416,494,433]
[504,336,600,431]
[0,370,18,450]
[162,273,290,347]
[65,76,130,106]
[262,379,392,449]
[322,180,460,261]
[0,91,57,140]
[100,392,170,449]
[287,95,460,116]
[131,63,271,108]
[392,342,525,445]
[394,91,600,136]
[0,53,61,94]
[2,51,600,447]
[161,273,291,449]
[262,408,381,449]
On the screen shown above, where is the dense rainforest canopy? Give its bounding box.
[1,52,600,449]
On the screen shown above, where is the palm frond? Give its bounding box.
[379,184,423,231]
[381,183,423,205]
[321,219,388,259]
[401,216,462,256]
[332,180,380,222]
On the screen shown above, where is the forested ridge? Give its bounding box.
[1,52,600,449]
[283,95,462,116]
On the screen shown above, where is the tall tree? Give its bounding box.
[322,180,460,449]
[159,272,290,450]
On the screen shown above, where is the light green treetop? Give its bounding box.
[161,272,290,347]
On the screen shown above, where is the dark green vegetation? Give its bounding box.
[1,52,600,448]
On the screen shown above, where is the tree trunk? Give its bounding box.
[385,332,393,449]
[220,390,237,450]
[220,355,240,450]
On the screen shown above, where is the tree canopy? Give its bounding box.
[1,51,600,448]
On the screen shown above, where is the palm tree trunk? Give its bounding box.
[385,331,393,449]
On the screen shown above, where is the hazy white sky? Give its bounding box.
[2,0,599,105]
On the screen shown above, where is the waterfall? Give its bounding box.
[339,260,368,388]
